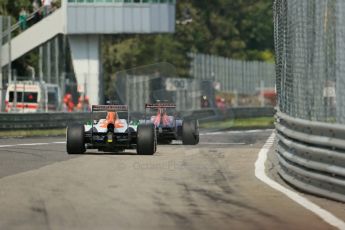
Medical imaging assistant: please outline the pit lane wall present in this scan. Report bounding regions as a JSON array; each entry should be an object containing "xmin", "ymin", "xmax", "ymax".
[{"xmin": 0, "ymin": 107, "xmax": 274, "ymax": 130}]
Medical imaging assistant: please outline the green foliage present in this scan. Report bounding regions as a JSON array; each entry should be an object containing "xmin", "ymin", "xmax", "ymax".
[
  {"xmin": 103, "ymin": 0, "xmax": 274, "ymax": 78},
  {"xmin": 2, "ymin": 0, "xmax": 274, "ymax": 89},
  {"xmin": 0, "ymin": 0, "xmax": 32, "ymax": 18}
]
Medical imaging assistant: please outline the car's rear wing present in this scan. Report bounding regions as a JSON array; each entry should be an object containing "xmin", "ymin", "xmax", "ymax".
[
  {"xmin": 144, "ymin": 103, "xmax": 177, "ymax": 124},
  {"xmin": 145, "ymin": 103, "xmax": 176, "ymax": 109},
  {"xmin": 92, "ymin": 105, "xmax": 129, "ymax": 112}
]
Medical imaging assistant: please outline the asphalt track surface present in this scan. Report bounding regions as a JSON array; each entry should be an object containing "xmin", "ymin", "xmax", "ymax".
[{"xmin": 0, "ymin": 130, "xmax": 344, "ymax": 230}]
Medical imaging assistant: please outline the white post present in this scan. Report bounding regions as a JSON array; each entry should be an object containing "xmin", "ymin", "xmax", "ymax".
[
  {"xmin": 234, "ymin": 89, "xmax": 238, "ymax": 107},
  {"xmin": 7, "ymin": 17, "xmax": 11, "ymax": 84},
  {"xmin": 55, "ymin": 37, "xmax": 59, "ymax": 84},
  {"xmin": 22, "ymin": 82, "xmax": 25, "ymax": 112},
  {"xmin": 47, "ymin": 42, "xmax": 51, "ymax": 83},
  {"xmin": 84, "ymin": 73, "xmax": 87, "ymax": 111},
  {"xmin": 13, "ymin": 71, "xmax": 17, "ymax": 112},
  {"xmin": 260, "ymin": 80, "xmax": 265, "ymax": 107},
  {"xmin": 39, "ymin": 46, "xmax": 43, "ymax": 83},
  {"xmin": 45, "ymin": 84, "xmax": 48, "ymax": 112},
  {"xmin": 60, "ymin": 72, "xmax": 66, "ymax": 110}
]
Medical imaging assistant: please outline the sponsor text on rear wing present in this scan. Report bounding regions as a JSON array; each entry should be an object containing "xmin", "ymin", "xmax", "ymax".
[
  {"xmin": 92, "ymin": 105, "xmax": 129, "ymax": 112},
  {"xmin": 145, "ymin": 103, "xmax": 176, "ymax": 109}
]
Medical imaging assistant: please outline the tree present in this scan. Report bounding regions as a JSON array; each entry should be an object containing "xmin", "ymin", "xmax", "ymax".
[{"xmin": 1, "ymin": 0, "xmax": 275, "ymax": 90}]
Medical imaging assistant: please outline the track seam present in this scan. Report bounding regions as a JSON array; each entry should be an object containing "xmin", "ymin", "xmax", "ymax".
[{"xmin": 0, "ymin": 142, "xmax": 66, "ymax": 148}]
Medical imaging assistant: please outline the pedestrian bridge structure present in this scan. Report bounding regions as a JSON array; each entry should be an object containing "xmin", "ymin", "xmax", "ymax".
[{"xmin": 1, "ymin": 0, "xmax": 176, "ymax": 105}]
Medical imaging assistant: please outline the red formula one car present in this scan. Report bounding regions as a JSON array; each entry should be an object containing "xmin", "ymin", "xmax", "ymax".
[{"xmin": 142, "ymin": 103, "xmax": 199, "ymax": 145}]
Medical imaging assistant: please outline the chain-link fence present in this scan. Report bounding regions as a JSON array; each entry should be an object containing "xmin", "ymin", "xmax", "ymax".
[
  {"xmin": 274, "ymin": 0, "xmax": 345, "ymax": 203},
  {"xmin": 190, "ymin": 53, "xmax": 276, "ymax": 107},
  {"xmin": 274, "ymin": 0, "xmax": 345, "ymax": 123},
  {"xmin": 109, "ymin": 63, "xmax": 215, "ymax": 114}
]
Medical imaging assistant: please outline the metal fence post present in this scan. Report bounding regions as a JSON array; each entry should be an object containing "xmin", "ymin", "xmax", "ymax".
[{"xmin": 0, "ymin": 16, "xmax": 3, "ymax": 112}]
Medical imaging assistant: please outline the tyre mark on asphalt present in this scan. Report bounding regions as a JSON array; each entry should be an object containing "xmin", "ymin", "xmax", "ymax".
[
  {"xmin": 30, "ymin": 196, "xmax": 51, "ymax": 230},
  {"xmin": 199, "ymin": 150, "xmax": 283, "ymax": 223},
  {"xmin": 157, "ymin": 145, "xmax": 285, "ymax": 229}
]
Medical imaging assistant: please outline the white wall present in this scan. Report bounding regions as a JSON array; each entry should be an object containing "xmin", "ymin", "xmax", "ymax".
[
  {"xmin": 68, "ymin": 35, "xmax": 102, "ymax": 105},
  {"xmin": 66, "ymin": 3, "xmax": 175, "ymax": 34}
]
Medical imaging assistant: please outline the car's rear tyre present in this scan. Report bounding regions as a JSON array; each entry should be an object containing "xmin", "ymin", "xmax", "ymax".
[
  {"xmin": 137, "ymin": 124, "xmax": 156, "ymax": 155},
  {"xmin": 66, "ymin": 124, "xmax": 86, "ymax": 154},
  {"xmin": 182, "ymin": 120, "xmax": 199, "ymax": 145}
]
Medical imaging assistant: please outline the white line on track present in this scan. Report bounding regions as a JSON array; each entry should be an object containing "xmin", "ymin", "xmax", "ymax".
[
  {"xmin": 201, "ymin": 129, "xmax": 273, "ymax": 136},
  {"xmin": 255, "ymin": 132, "xmax": 345, "ymax": 230},
  {"xmin": 199, "ymin": 142, "xmax": 246, "ymax": 145},
  {"xmin": 0, "ymin": 142, "xmax": 66, "ymax": 148}
]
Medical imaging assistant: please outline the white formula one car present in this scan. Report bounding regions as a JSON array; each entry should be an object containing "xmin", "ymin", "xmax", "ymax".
[{"xmin": 66, "ymin": 105, "xmax": 157, "ymax": 155}]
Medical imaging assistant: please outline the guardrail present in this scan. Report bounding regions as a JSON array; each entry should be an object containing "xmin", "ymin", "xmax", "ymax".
[
  {"xmin": 0, "ymin": 107, "xmax": 275, "ymax": 130},
  {"xmin": 276, "ymin": 111, "xmax": 345, "ymax": 202},
  {"xmin": 0, "ymin": 112, "xmax": 91, "ymax": 130}
]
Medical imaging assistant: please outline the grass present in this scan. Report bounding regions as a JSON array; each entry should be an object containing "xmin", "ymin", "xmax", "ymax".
[
  {"xmin": 200, "ymin": 117, "xmax": 275, "ymax": 130},
  {"xmin": 0, "ymin": 129, "xmax": 66, "ymax": 138}
]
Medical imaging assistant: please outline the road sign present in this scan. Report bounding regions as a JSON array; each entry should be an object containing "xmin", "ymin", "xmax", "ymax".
[{"xmin": 165, "ymin": 78, "xmax": 189, "ymax": 91}]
